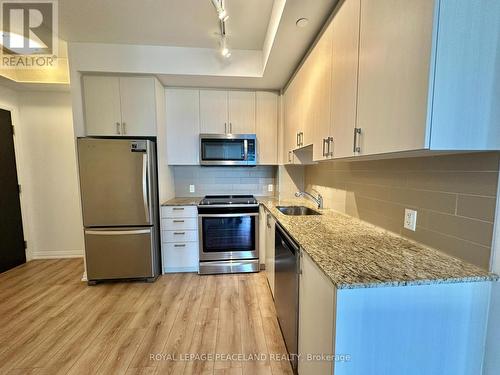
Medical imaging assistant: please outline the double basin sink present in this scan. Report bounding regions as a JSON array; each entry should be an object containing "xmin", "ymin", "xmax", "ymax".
[{"xmin": 276, "ymin": 206, "xmax": 321, "ymax": 216}]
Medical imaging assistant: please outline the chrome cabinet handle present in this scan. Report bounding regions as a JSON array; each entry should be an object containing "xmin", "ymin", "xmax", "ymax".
[
  {"xmin": 173, "ymin": 232, "xmax": 185, "ymax": 235},
  {"xmin": 288, "ymin": 151, "xmax": 292, "ymax": 163},
  {"xmin": 224, "ymin": 123, "xmax": 227, "ymax": 133},
  {"xmin": 172, "ymin": 207, "xmax": 184, "ymax": 211},
  {"xmin": 328, "ymin": 137, "xmax": 334, "ymax": 157},
  {"xmin": 122, "ymin": 122, "xmax": 126, "ymax": 135},
  {"xmin": 300, "ymin": 132, "xmax": 304, "ymax": 146},
  {"xmin": 296, "ymin": 133, "xmax": 299, "ymax": 147},
  {"xmin": 85, "ymin": 229, "xmax": 150, "ymax": 235},
  {"xmin": 174, "ymin": 244, "xmax": 186, "ymax": 247},
  {"xmin": 142, "ymin": 154, "xmax": 150, "ymax": 222},
  {"xmin": 173, "ymin": 219, "xmax": 185, "ymax": 223},
  {"xmin": 229, "ymin": 122, "xmax": 232, "ymax": 133},
  {"xmin": 322, "ymin": 138, "xmax": 327, "ymax": 157},
  {"xmin": 116, "ymin": 122, "xmax": 121, "ymax": 135},
  {"xmin": 353, "ymin": 128, "xmax": 361, "ymax": 153}
]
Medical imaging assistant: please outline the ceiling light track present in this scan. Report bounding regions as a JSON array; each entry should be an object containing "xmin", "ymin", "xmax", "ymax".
[{"xmin": 211, "ymin": 0, "xmax": 231, "ymax": 58}]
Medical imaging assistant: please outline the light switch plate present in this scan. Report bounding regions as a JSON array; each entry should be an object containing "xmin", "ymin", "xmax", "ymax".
[
  {"xmin": 189, "ymin": 184, "xmax": 195, "ymax": 193},
  {"xmin": 268, "ymin": 184, "xmax": 273, "ymax": 192},
  {"xmin": 404, "ymin": 209, "xmax": 417, "ymax": 231}
]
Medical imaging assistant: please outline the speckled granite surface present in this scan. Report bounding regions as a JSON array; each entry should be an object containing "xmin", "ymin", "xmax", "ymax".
[
  {"xmin": 162, "ymin": 197, "xmax": 202, "ymax": 206},
  {"xmin": 259, "ymin": 197, "xmax": 498, "ymax": 289}
]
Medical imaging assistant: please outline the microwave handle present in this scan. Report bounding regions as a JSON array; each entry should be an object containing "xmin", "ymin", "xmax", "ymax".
[{"xmin": 244, "ymin": 139, "xmax": 248, "ymax": 161}]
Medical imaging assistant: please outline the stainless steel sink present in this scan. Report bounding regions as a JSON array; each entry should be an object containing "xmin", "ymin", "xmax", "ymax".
[{"xmin": 276, "ymin": 206, "xmax": 321, "ymax": 216}]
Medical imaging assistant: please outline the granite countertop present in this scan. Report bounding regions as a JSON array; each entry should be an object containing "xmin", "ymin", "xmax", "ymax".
[
  {"xmin": 259, "ymin": 197, "xmax": 498, "ymax": 289},
  {"xmin": 162, "ymin": 197, "xmax": 202, "ymax": 206}
]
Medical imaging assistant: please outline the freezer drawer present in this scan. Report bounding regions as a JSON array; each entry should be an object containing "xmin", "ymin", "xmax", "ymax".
[{"xmin": 85, "ymin": 227, "xmax": 156, "ymax": 281}]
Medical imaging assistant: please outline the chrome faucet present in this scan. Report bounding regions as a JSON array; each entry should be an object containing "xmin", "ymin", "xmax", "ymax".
[{"xmin": 295, "ymin": 189, "xmax": 323, "ymax": 209}]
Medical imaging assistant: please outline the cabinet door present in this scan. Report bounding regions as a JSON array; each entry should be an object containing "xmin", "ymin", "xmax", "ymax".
[
  {"xmin": 297, "ymin": 57, "xmax": 313, "ymax": 147},
  {"xmin": 282, "ymin": 89, "xmax": 293, "ymax": 163},
  {"xmin": 256, "ymin": 92, "xmax": 278, "ymax": 164},
  {"xmin": 166, "ymin": 89, "xmax": 200, "ymax": 165},
  {"xmin": 83, "ymin": 76, "xmax": 122, "ymax": 136},
  {"xmin": 298, "ymin": 251, "xmax": 336, "ymax": 375},
  {"xmin": 228, "ymin": 91, "xmax": 256, "ymax": 134},
  {"xmin": 356, "ymin": 0, "xmax": 434, "ymax": 155},
  {"xmin": 265, "ymin": 212, "xmax": 275, "ymax": 296},
  {"xmin": 310, "ymin": 20, "xmax": 334, "ymax": 161},
  {"xmin": 283, "ymin": 80, "xmax": 299, "ymax": 163},
  {"xmin": 119, "ymin": 77, "xmax": 157, "ymax": 136},
  {"xmin": 200, "ymin": 90, "xmax": 228, "ymax": 133},
  {"xmin": 259, "ymin": 205, "xmax": 267, "ymax": 267},
  {"xmin": 331, "ymin": 0, "xmax": 361, "ymax": 159}
]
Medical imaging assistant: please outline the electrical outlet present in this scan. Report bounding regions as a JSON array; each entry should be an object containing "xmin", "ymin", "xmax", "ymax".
[
  {"xmin": 189, "ymin": 184, "xmax": 195, "ymax": 193},
  {"xmin": 268, "ymin": 184, "xmax": 273, "ymax": 192},
  {"xmin": 404, "ymin": 209, "xmax": 417, "ymax": 231}
]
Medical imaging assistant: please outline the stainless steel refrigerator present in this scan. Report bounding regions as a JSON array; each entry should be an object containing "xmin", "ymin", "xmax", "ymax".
[{"xmin": 77, "ymin": 138, "xmax": 160, "ymax": 284}]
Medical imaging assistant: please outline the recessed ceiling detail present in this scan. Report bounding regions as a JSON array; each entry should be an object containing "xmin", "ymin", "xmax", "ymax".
[{"xmin": 64, "ymin": 0, "xmax": 338, "ymax": 90}]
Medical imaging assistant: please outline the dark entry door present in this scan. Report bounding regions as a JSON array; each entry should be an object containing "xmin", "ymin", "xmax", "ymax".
[{"xmin": 0, "ymin": 109, "xmax": 25, "ymax": 273}]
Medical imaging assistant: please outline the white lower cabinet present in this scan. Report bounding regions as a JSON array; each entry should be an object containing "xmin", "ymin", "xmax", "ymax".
[
  {"xmin": 298, "ymin": 250, "xmax": 336, "ymax": 375},
  {"xmin": 265, "ymin": 211, "xmax": 276, "ymax": 296},
  {"xmin": 160, "ymin": 205, "xmax": 199, "ymax": 273}
]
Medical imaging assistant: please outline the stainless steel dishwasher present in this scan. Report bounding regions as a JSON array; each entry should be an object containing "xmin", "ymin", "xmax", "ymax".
[{"xmin": 274, "ymin": 223, "xmax": 300, "ymax": 371}]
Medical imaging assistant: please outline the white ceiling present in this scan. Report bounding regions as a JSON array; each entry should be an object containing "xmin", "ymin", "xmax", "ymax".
[
  {"xmin": 58, "ymin": 0, "xmax": 274, "ymax": 50},
  {"xmin": 59, "ymin": 0, "xmax": 338, "ymax": 90}
]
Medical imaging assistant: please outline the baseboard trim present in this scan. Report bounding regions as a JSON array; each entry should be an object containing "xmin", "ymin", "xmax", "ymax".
[
  {"xmin": 31, "ymin": 250, "xmax": 84, "ymax": 259},
  {"xmin": 163, "ymin": 266, "xmax": 198, "ymax": 274}
]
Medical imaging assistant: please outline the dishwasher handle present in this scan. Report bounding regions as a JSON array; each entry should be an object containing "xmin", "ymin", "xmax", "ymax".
[{"xmin": 276, "ymin": 223, "xmax": 299, "ymax": 254}]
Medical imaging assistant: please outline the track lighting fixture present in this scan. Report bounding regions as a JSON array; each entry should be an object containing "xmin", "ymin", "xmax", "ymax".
[
  {"xmin": 211, "ymin": 0, "xmax": 229, "ymax": 22},
  {"xmin": 211, "ymin": 0, "xmax": 231, "ymax": 58}
]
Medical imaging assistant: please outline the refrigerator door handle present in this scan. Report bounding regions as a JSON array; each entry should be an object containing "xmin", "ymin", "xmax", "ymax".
[
  {"xmin": 142, "ymin": 153, "xmax": 150, "ymax": 222},
  {"xmin": 85, "ymin": 229, "xmax": 151, "ymax": 235}
]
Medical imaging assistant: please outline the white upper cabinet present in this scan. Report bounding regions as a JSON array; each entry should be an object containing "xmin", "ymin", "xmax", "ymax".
[
  {"xmin": 166, "ymin": 88, "xmax": 200, "ymax": 165},
  {"xmin": 428, "ymin": 0, "xmax": 500, "ymax": 150},
  {"xmin": 256, "ymin": 91, "xmax": 278, "ymax": 165},
  {"xmin": 311, "ymin": 20, "xmax": 334, "ymax": 162},
  {"xmin": 119, "ymin": 77, "xmax": 157, "ymax": 136},
  {"xmin": 356, "ymin": 0, "xmax": 435, "ymax": 156},
  {"xmin": 165, "ymin": 88, "xmax": 277, "ymax": 165},
  {"xmin": 199, "ymin": 89, "xmax": 228, "ymax": 134},
  {"xmin": 83, "ymin": 75, "xmax": 157, "ymax": 137},
  {"xmin": 283, "ymin": 0, "xmax": 500, "ymax": 161},
  {"xmin": 356, "ymin": 0, "xmax": 500, "ymax": 155},
  {"xmin": 330, "ymin": 0, "xmax": 361, "ymax": 159},
  {"xmin": 228, "ymin": 91, "xmax": 256, "ymax": 134},
  {"xmin": 200, "ymin": 90, "xmax": 256, "ymax": 135},
  {"xmin": 83, "ymin": 76, "xmax": 122, "ymax": 136}
]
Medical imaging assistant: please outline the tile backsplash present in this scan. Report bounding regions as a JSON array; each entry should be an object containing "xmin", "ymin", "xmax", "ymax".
[
  {"xmin": 173, "ymin": 166, "xmax": 277, "ymax": 197},
  {"xmin": 305, "ymin": 152, "xmax": 500, "ymax": 270}
]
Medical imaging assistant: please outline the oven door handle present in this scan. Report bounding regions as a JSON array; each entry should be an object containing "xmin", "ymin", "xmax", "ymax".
[{"xmin": 198, "ymin": 213, "xmax": 259, "ymax": 218}]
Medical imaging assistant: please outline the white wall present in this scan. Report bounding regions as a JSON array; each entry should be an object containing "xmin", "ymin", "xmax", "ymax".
[
  {"xmin": 18, "ymin": 91, "xmax": 84, "ymax": 258},
  {"xmin": 0, "ymin": 83, "xmax": 84, "ymax": 260}
]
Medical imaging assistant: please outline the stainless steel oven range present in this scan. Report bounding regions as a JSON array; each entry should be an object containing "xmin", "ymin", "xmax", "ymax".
[{"xmin": 198, "ymin": 195, "xmax": 259, "ymax": 274}]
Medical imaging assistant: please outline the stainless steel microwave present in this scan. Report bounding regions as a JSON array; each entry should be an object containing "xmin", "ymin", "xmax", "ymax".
[{"xmin": 200, "ymin": 134, "xmax": 257, "ymax": 166}]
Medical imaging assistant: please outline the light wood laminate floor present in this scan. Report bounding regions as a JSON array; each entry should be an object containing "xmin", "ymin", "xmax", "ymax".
[{"xmin": 0, "ymin": 259, "xmax": 293, "ymax": 375}]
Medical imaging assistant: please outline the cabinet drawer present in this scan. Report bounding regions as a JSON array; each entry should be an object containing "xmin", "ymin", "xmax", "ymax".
[
  {"xmin": 162, "ymin": 230, "xmax": 199, "ymax": 243},
  {"xmin": 161, "ymin": 205, "xmax": 198, "ymax": 218},
  {"xmin": 162, "ymin": 242, "xmax": 199, "ymax": 270},
  {"xmin": 161, "ymin": 218, "xmax": 198, "ymax": 230}
]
